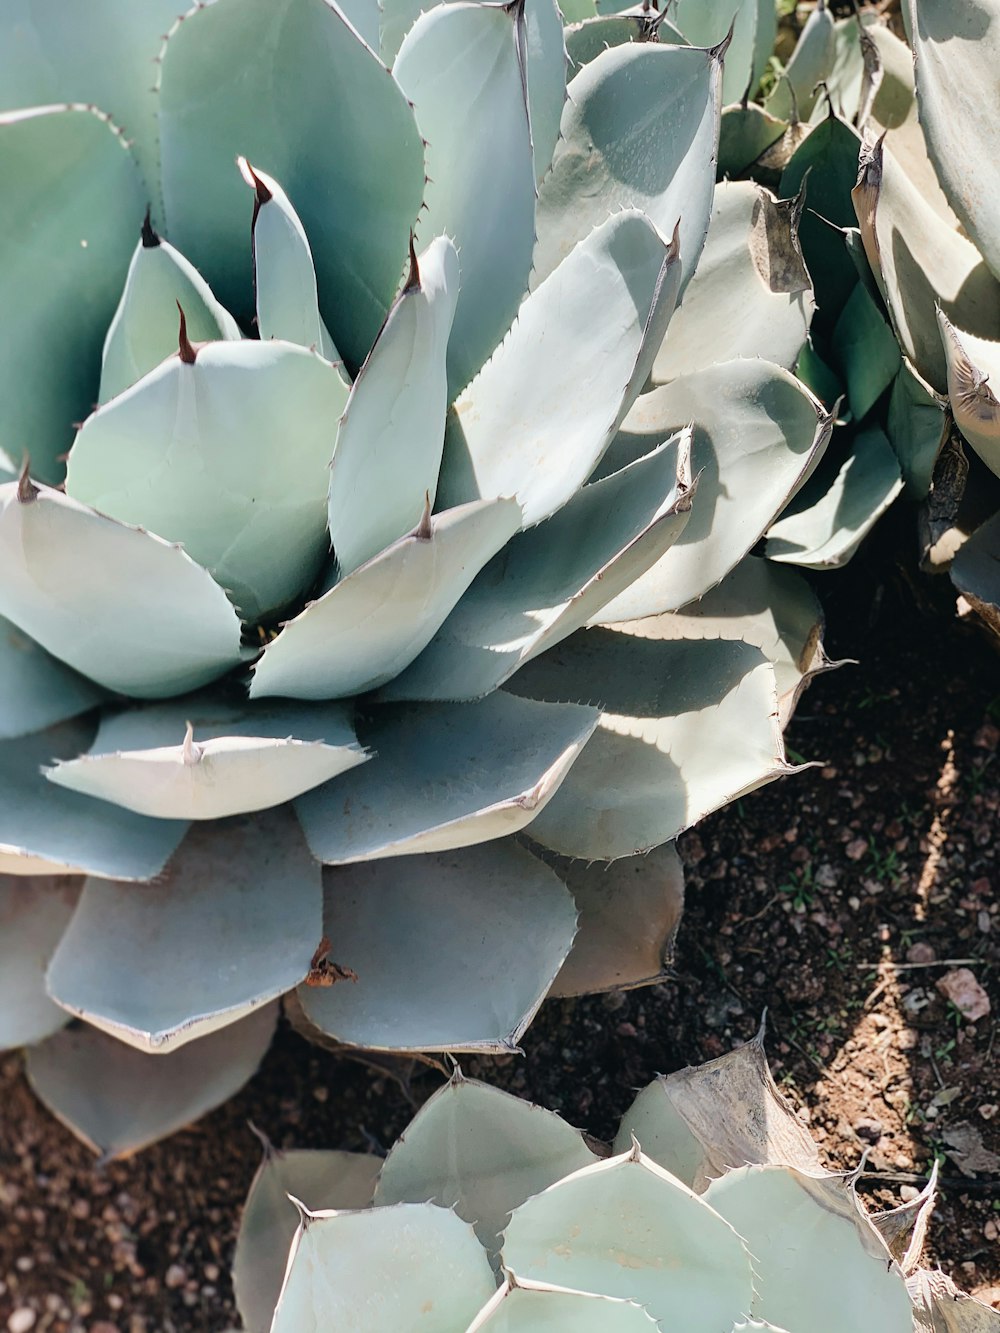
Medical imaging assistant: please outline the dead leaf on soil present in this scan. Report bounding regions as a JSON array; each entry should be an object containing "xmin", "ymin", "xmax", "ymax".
[{"xmin": 940, "ymin": 1123, "xmax": 1000, "ymax": 1179}]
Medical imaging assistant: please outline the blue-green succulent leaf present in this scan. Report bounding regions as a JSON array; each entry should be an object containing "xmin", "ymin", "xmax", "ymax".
[
  {"xmin": 328, "ymin": 236, "xmax": 460, "ymax": 576},
  {"xmin": 523, "ymin": 0, "xmax": 567, "ymax": 185},
  {"xmin": 765, "ymin": 0, "xmax": 836, "ymax": 122},
  {"xmin": 250, "ymin": 497, "xmax": 521, "ymax": 701},
  {"xmin": 469, "ymin": 1282, "xmax": 659, "ymax": 1332},
  {"xmin": 295, "ymin": 693, "xmax": 598, "ymax": 862},
  {"xmin": 670, "ymin": 0, "xmax": 762, "ymax": 104},
  {"xmin": 67, "ymin": 340, "xmax": 349, "ymax": 624},
  {"xmin": 0, "ymin": 105, "xmax": 144, "ymax": 482},
  {"xmin": 46, "ymin": 809, "xmax": 321, "ymax": 1053},
  {"xmin": 0, "ymin": 481, "xmax": 245, "ymax": 698},
  {"xmin": 717, "ymin": 103, "xmax": 787, "ymax": 179},
  {"xmin": 99, "ymin": 225, "xmax": 241, "ymax": 405},
  {"xmin": 887, "ymin": 360, "xmax": 945, "ymax": 500},
  {"xmin": 297, "ymin": 841, "xmax": 577, "ymax": 1051},
  {"xmin": 0, "ymin": 618, "xmax": 105, "ymax": 740},
  {"xmin": 26, "ymin": 1003, "xmax": 278, "ymax": 1159},
  {"xmin": 952, "ymin": 513, "xmax": 1000, "ymax": 631},
  {"xmin": 334, "ymin": 0, "xmax": 380, "ymax": 48},
  {"xmin": 831, "ymin": 281, "xmax": 900, "ymax": 421},
  {"xmin": 46, "ymin": 700, "xmax": 367, "ymax": 821},
  {"xmin": 158, "ymin": 0, "xmax": 425, "ymax": 370},
  {"xmin": 394, "ymin": 0, "xmax": 536, "ymax": 396},
  {"xmin": 0, "ymin": 877, "xmax": 79, "ymax": 1049}
]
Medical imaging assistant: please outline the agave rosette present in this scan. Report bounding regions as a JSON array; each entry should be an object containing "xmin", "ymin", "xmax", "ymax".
[{"xmin": 1, "ymin": 0, "xmax": 832, "ymax": 1151}]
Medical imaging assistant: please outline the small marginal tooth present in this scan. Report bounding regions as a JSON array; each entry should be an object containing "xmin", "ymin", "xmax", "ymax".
[{"xmin": 16, "ymin": 456, "xmax": 38, "ymax": 505}]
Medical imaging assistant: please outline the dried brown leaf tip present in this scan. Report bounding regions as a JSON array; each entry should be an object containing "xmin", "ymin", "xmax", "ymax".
[
  {"xmin": 16, "ymin": 456, "xmax": 38, "ymax": 504},
  {"xmin": 404, "ymin": 232, "xmax": 421, "ymax": 293},
  {"xmin": 305, "ymin": 935, "xmax": 359, "ymax": 988},
  {"xmin": 176, "ymin": 301, "xmax": 198, "ymax": 365}
]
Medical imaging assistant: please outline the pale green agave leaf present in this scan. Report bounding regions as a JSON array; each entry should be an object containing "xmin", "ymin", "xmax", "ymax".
[
  {"xmin": 831, "ymin": 281, "xmax": 900, "ymax": 421},
  {"xmin": 270, "ymin": 1203, "xmax": 496, "ymax": 1333},
  {"xmin": 239, "ymin": 159, "xmax": 339, "ymax": 361},
  {"xmin": 717, "ymin": 103, "xmax": 788, "ymax": 180},
  {"xmin": 438, "ymin": 211, "xmax": 677, "ymax": 527},
  {"xmin": 392, "ymin": 428, "xmax": 693, "ymax": 701},
  {"xmin": 0, "ymin": 877, "xmax": 80, "ymax": 1049},
  {"xmin": 705, "ymin": 1167, "xmax": 914, "ymax": 1332},
  {"xmin": 26, "ymin": 1003, "xmax": 277, "ymax": 1159},
  {"xmin": 670, "ymin": 0, "xmax": 763, "ymax": 106},
  {"xmin": 501, "ymin": 1150, "xmax": 754, "ymax": 1326},
  {"xmin": 158, "ymin": 0, "xmax": 425, "ymax": 370},
  {"xmin": 0, "ymin": 617, "xmax": 105, "ymax": 740},
  {"xmin": 936, "ymin": 311, "xmax": 1000, "ymax": 479},
  {"xmin": 376, "ymin": 1074, "xmax": 597, "ymax": 1261},
  {"xmin": 653, "ymin": 181, "xmax": 814, "ymax": 384},
  {"xmin": 468, "ymin": 1279, "xmax": 659, "ymax": 1331},
  {"xmin": 951, "ymin": 513, "xmax": 1000, "ymax": 637},
  {"xmin": 46, "ymin": 809, "xmax": 321, "ymax": 1053},
  {"xmin": 46, "ymin": 699, "xmax": 367, "ymax": 821},
  {"xmin": 67, "ymin": 339, "xmax": 349, "ymax": 624},
  {"xmin": 0, "ymin": 718, "xmax": 186, "ymax": 881},
  {"xmin": 532, "ymin": 43, "xmax": 719, "ymax": 292},
  {"xmin": 333, "ymin": 0, "xmax": 380, "ymax": 49},
  {"xmin": 394, "ymin": 0, "xmax": 535, "ymax": 396},
  {"xmin": 0, "ymin": 480, "xmax": 244, "ymax": 698},
  {"xmin": 328, "ymin": 235, "xmax": 460, "ymax": 576},
  {"xmin": 295, "ymin": 693, "xmax": 598, "ymax": 863},
  {"xmin": 564, "ymin": 13, "xmax": 686, "ymax": 79},
  {"xmin": 0, "ymin": 104, "xmax": 144, "ymax": 482},
  {"xmin": 765, "ymin": 0, "xmax": 836, "ymax": 122},
  {"xmin": 297, "ymin": 841, "xmax": 577, "ymax": 1052},
  {"xmin": 235, "ymin": 1141, "xmax": 380, "ymax": 1333},
  {"xmin": 509, "ymin": 632, "xmax": 795, "ymax": 860},
  {"xmin": 887, "ymin": 360, "xmax": 945, "ymax": 500},
  {"xmin": 99, "ymin": 222, "xmax": 242, "ymax": 404},
  {"xmin": 592, "ymin": 360, "xmax": 829, "ymax": 621},
  {"xmin": 250, "ymin": 497, "xmax": 522, "ymax": 701}
]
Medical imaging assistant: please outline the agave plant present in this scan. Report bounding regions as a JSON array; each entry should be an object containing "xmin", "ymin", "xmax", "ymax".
[
  {"xmin": 234, "ymin": 1034, "xmax": 998, "ymax": 1332},
  {"xmin": 0, "ymin": 0, "xmax": 836, "ymax": 1154}
]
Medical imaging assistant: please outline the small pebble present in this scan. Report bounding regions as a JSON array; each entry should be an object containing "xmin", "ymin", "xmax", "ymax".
[
  {"xmin": 164, "ymin": 1263, "xmax": 187, "ymax": 1289},
  {"xmin": 7, "ymin": 1311, "xmax": 36, "ymax": 1333}
]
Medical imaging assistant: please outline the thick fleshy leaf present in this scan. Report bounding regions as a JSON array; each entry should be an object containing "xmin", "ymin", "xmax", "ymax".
[
  {"xmin": 46, "ymin": 700, "xmax": 367, "ymax": 821},
  {"xmin": 99, "ymin": 225, "xmax": 242, "ymax": 404},
  {"xmin": 328, "ymin": 236, "xmax": 460, "ymax": 576},
  {"xmin": 653, "ymin": 181, "xmax": 813, "ymax": 383},
  {"xmin": 765, "ymin": 0, "xmax": 836, "ymax": 122},
  {"xmin": 532, "ymin": 43, "xmax": 719, "ymax": 291},
  {"xmin": 546, "ymin": 843, "xmax": 685, "ymax": 998},
  {"xmin": 394, "ymin": 1, "xmax": 535, "ymax": 395},
  {"xmin": 831, "ymin": 281, "xmax": 900, "ymax": 420},
  {"xmin": 295, "ymin": 693, "xmax": 597, "ymax": 863},
  {"xmin": 0, "ymin": 877, "xmax": 79, "ymax": 1049},
  {"xmin": 67, "ymin": 340, "xmax": 349, "ymax": 623},
  {"xmin": 501, "ymin": 1150, "xmax": 754, "ymax": 1326},
  {"xmin": 375, "ymin": 1074, "xmax": 597, "ymax": 1260},
  {"xmin": 508, "ymin": 631, "xmax": 795, "ymax": 860},
  {"xmin": 951, "ymin": 512, "xmax": 1000, "ymax": 640},
  {"xmin": 0, "ymin": 105, "xmax": 144, "ymax": 482},
  {"xmin": 717, "ymin": 103, "xmax": 787, "ymax": 180},
  {"xmin": 705, "ymin": 1167, "xmax": 913, "ymax": 1333},
  {"xmin": 250, "ymin": 497, "xmax": 521, "ymax": 701},
  {"xmin": 0, "ymin": 480, "xmax": 244, "ymax": 698},
  {"xmin": 936, "ymin": 312, "xmax": 1000, "ymax": 479},
  {"xmin": 469, "ymin": 1278, "xmax": 659, "ymax": 1331},
  {"xmin": 592, "ymin": 360, "xmax": 829, "ymax": 621},
  {"xmin": 271, "ymin": 1203, "xmax": 496, "ymax": 1332},
  {"xmin": 887, "ymin": 360, "xmax": 945, "ymax": 499},
  {"xmin": 0, "ymin": 719, "xmax": 186, "ymax": 881},
  {"xmin": 158, "ymin": 0, "xmax": 425, "ymax": 370},
  {"xmin": 564, "ymin": 13, "xmax": 686, "ymax": 79},
  {"xmin": 0, "ymin": 617, "xmax": 104, "ymax": 740},
  {"xmin": 46, "ymin": 809, "xmax": 322, "ymax": 1052},
  {"xmin": 523, "ymin": 0, "xmax": 567, "ymax": 184},
  {"xmin": 297, "ymin": 841, "xmax": 577, "ymax": 1052},
  {"xmin": 439, "ymin": 211, "xmax": 677, "ymax": 527},
  {"xmin": 25, "ymin": 1003, "xmax": 277, "ymax": 1159},
  {"xmin": 906, "ymin": 0, "xmax": 1000, "ymax": 283},
  {"xmin": 670, "ymin": 0, "xmax": 762, "ymax": 105},
  {"xmin": 394, "ymin": 429, "xmax": 692, "ymax": 700},
  {"xmin": 235, "ymin": 1142, "xmax": 380, "ymax": 1333},
  {"xmin": 240, "ymin": 160, "xmax": 338, "ymax": 360}
]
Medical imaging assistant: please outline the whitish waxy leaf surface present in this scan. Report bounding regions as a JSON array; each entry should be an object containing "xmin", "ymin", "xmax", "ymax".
[
  {"xmin": 99, "ymin": 227, "xmax": 242, "ymax": 404},
  {"xmin": 271, "ymin": 1203, "xmax": 496, "ymax": 1332},
  {"xmin": 937, "ymin": 312, "xmax": 1000, "ymax": 479},
  {"xmin": 46, "ymin": 809, "xmax": 321, "ymax": 1052},
  {"xmin": 522, "ymin": 0, "xmax": 567, "ymax": 184},
  {"xmin": 705, "ymin": 1167, "xmax": 914, "ymax": 1332},
  {"xmin": 0, "ymin": 878, "xmax": 79, "ymax": 1049},
  {"xmin": 297, "ymin": 841, "xmax": 577, "ymax": 1051},
  {"xmin": 392, "ymin": 429, "xmax": 693, "ymax": 700},
  {"xmin": 765, "ymin": 0, "xmax": 836, "ymax": 121},
  {"xmin": 0, "ymin": 105, "xmax": 144, "ymax": 481},
  {"xmin": 0, "ymin": 481, "xmax": 243, "ymax": 698},
  {"xmin": 532, "ymin": 44, "xmax": 719, "ymax": 291},
  {"xmin": 439, "ymin": 211, "xmax": 676, "ymax": 527},
  {"xmin": 501, "ymin": 1152, "xmax": 754, "ymax": 1327},
  {"xmin": 653, "ymin": 182, "xmax": 814, "ymax": 384},
  {"xmin": 158, "ymin": 0, "xmax": 425, "ymax": 369},
  {"xmin": 592, "ymin": 360, "xmax": 829, "ymax": 620},
  {"xmin": 26, "ymin": 1004, "xmax": 277, "ymax": 1159},
  {"xmin": 235, "ymin": 1144, "xmax": 380, "ymax": 1333},
  {"xmin": 46, "ymin": 700, "xmax": 367, "ymax": 821},
  {"xmin": 509, "ymin": 632, "xmax": 793, "ymax": 860},
  {"xmin": 375, "ymin": 1076, "xmax": 597, "ymax": 1260},
  {"xmin": 0, "ymin": 617, "xmax": 104, "ymax": 740},
  {"xmin": 328, "ymin": 236, "xmax": 460, "ymax": 575},
  {"xmin": 394, "ymin": 0, "xmax": 535, "ymax": 395},
  {"xmin": 671, "ymin": 0, "xmax": 769, "ymax": 104},
  {"xmin": 0, "ymin": 719, "xmax": 186, "ymax": 881},
  {"xmin": 67, "ymin": 340, "xmax": 349, "ymax": 623},
  {"xmin": 295, "ymin": 693, "xmax": 597, "ymax": 862},
  {"xmin": 251, "ymin": 498, "xmax": 521, "ymax": 700},
  {"xmin": 468, "ymin": 1280, "xmax": 659, "ymax": 1331}
]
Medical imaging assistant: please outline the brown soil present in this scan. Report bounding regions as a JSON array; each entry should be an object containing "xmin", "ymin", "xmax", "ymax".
[{"xmin": 1, "ymin": 511, "xmax": 998, "ymax": 1331}]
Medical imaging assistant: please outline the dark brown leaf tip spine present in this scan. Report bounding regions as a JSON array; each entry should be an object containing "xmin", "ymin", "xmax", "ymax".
[
  {"xmin": 415, "ymin": 491, "xmax": 433, "ymax": 540},
  {"xmin": 141, "ymin": 207, "xmax": 160, "ymax": 249},
  {"xmin": 16, "ymin": 456, "xmax": 38, "ymax": 504},
  {"xmin": 404, "ymin": 232, "xmax": 421, "ymax": 293},
  {"xmin": 176, "ymin": 301, "xmax": 197, "ymax": 364}
]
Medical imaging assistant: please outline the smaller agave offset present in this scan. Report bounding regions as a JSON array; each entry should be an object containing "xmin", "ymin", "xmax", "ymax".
[{"xmin": 234, "ymin": 1033, "xmax": 998, "ymax": 1332}]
